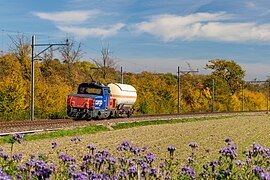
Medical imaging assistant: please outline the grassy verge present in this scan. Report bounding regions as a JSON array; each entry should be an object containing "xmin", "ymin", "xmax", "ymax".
[
  {"xmin": 0, "ymin": 125, "xmax": 109, "ymax": 144},
  {"xmin": 112, "ymin": 115, "xmax": 234, "ymax": 129}
]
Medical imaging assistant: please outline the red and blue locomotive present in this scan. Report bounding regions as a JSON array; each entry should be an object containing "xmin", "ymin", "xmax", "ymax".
[{"xmin": 67, "ymin": 82, "xmax": 137, "ymax": 119}]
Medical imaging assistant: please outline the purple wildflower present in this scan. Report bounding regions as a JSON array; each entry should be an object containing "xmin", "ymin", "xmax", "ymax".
[
  {"xmin": 160, "ymin": 162, "xmax": 165, "ymax": 168},
  {"xmin": 118, "ymin": 155, "xmax": 125, "ymax": 163},
  {"xmin": 189, "ymin": 143, "xmax": 199, "ymax": 149},
  {"xmin": 119, "ymin": 170, "xmax": 126, "ymax": 178},
  {"xmin": 18, "ymin": 166, "xmax": 27, "ymax": 172},
  {"xmin": 235, "ymin": 160, "xmax": 245, "ymax": 166},
  {"xmin": 142, "ymin": 146, "xmax": 147, "ymax": 152},
  {"xmin": 225, "ymin": 138, "xmax": 232, "ymax": 143},
  {"xmin": 129, "ymin": 145, "xmax": 141, "ymax": 155},
  {"xmin": 70, "ymin": 136, "xmax": 81, "ymax": 142},
  {"xmin": 128, "ymin": 166, "xmax": 137, "ymax": 177},
  {"xmin": 16, "ymin": 174, "xmax": 22, "ymax": 180},
  {"xmin": 210, "ymin": 160, "xmax": 219, "ymax": 171},
  {"xmin": 253, "ymin": 166, "xmax": 265, "ymax": 176},
  {"xmin": 219, "ymin": 146, "xmax": 238, "ymax": 160},
  {"xmin": 116, "ymin": 146, "xmax": 123, "ymax": 151},
  {"xmin": 140, "ymin": 164, "xmax": 149, "ymax": 177},
  {"xmin": 246, "ymin": 157, "xmax": 251, "ymax": 163},
  {"xmin": 87, "ymin": 144, "xmax": 97, "ymax": 154},
  {"xmin": 98, "ymin": 149, "xmax": 110, "ymax": 157},
  {"xmin": 181, "ymin": 165, "xmax": 197, "ymax": 179},
  {"xmin": 145, "ymin": 152, "xmax": 156, "ymax": 163},
  {"xmin": 31, "ymin": 154, "xmax": 36, "ymax": 159},
  {"xmin": 107, "ymin": 156, "xmax": 116, "ymax": 165},
  {"xmin": 200, "ymin": 173, "xmax": 208, "ymax": 178},
  {"xmin": 12, "ymin": 153, "xmax": 22, "ymax": 161},
  {"xmin": 87, "ymin": 144, "xmax": 96, "ymax": 150},
  {"xmin": 150, "ymin": 167, "xmax": 158, "ymax": 176},
  {"xmin": 0, "ymin": 168, "xmax": 11, "ymax": 180},
  {"xmin": 32, "ymin": 160, "xmax": 53, "ymax": 179},
  {"xmin": 212, "ymin": 172, "xmax": 219, "ymax": 177},
  {"xmin": 12, "ymin": 133, "xmax": 24, "ymax": 144},
  {"xmin": 121, "ymin": 141, "xmax": 130, "ymax": 150},
  {"xmin": 221, "ymin": 170, "xmax": 231, "ymax": 177},
  {"xmin": 167, "ymin": 146, "xmax": 176, "ymax": 157},
  {"xmin": 70, "ymin": 171, "xmax": 88, "ymax": 179},
  {"xmin": 59, "ymin": 154, "xmax": 76, "ymax": 163},
  {"xmin": 188, "ymin": 157, "xmax": 195, "ymax": 163},
  {"xmin": 51, "ymin": 142, "xmax": 57, "ymax": 149},
  {"xmin": 167, "ymin": 146, "xmax": 176, "ymax": 151},
  {"xmin": 260, "ymin": 172, "xmax": 270, "ymax": 180},
  {"xmin": 0, "ymin": 153, "xmax": 10, "ymax": 160},
  {"xmin": 202, "ymin": 164, "xmax": 208, "ymax": 170}
]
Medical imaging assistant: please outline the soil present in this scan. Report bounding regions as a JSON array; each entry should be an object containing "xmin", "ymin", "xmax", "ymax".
[{"xmin": 1, "ymin": 115, "xmax": 270, "ymax": 165}]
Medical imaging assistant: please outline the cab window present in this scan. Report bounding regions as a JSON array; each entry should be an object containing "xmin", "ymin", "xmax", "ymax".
[{"xmin": 85, "ymin": 88, "xmax": 101, "ymax": 95}]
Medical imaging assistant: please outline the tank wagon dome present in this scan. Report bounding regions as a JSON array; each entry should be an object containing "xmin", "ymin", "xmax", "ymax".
[{"xmin": 108, "ymin": 83, "xmax": 137, "ymax": 106}]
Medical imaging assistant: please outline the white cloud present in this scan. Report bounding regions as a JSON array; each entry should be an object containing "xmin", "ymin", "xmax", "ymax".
[
  {"xmin": 57, "ymin": 23, "xmax": 125, "ymax": 38},
  {"xmin": 33, "ymin": 10, "xmax": 99, "ymax": 24},
  {"xmin": 132, "ymin": 12, "xmax": 270, "ymax": 42}
]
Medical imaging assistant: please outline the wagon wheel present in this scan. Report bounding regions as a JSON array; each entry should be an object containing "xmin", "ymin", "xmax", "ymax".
[
  {"xmin": 115, "ymin": 111, "xmax": 119, "ymax": 118},
  {"xmin": 127, "ymin": 111, "xmax": 132, "ymax": 118}
]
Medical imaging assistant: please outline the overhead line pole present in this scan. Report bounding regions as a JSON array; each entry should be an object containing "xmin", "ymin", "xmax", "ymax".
[
  {"xmin": 177, "ymin": 67, "xmax": 180, "ymax": 114},
  {"xmin": 30, "ymin": 35, "xmax": 68, "ymax": 121},
  {"xmin": 212, "ymin": 79, "xmax": 215, "ymax": 112},
  {"xmin": 30, "ymin": 36, "xmax": 35, "ymax": 121}
]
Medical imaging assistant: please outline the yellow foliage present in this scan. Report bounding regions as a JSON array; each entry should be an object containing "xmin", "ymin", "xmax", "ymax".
[
  {"xmin": 35, "ymin": 80, "xmax": 72, "ymax": 113},
  {"xmin": 244, "ymin": 90, "xmax": 266, "ymax": 110},
  {"xmin": 0, "ymin": 54, "xmax": 28, "ymax": 114}
]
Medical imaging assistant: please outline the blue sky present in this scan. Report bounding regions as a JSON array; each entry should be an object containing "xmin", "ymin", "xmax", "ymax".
[{"xmin": 1, "ymin": 0, "xmax": 270, "ymax": 80}]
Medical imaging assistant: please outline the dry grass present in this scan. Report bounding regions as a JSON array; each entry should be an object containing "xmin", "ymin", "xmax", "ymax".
[{"xmin": 1, "ymin": 114, "xmax": 270, "ymax": 165}]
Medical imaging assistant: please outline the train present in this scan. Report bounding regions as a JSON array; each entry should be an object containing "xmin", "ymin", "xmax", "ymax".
[{"xmin": 67, "ymin": 81, "xmax": 137, "ymax": 119}]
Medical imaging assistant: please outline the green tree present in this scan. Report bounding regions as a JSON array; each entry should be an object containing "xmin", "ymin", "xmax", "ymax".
[{"xmin": 206, "ymin": 59, "xmax": 245, "ymax": 95}]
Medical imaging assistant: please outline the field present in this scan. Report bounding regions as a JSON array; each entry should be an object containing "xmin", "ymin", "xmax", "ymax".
[{"xmin": 2, "ymin": 114, "xmax": 270, "ymax": 165}]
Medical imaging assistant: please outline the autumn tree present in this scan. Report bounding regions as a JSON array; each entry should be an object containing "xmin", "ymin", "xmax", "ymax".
[
  {"xmin": 59, "ymin": 38, "xmax": 83, "ymax": 88},
  {"xmin": 0, "ymin": 53, "xmax": 28, "ymax": 119},
  {"xmin": 9, "ymin": 34, "xmax": 31, "ymax": 80},
  {"xmin": 206, "ymin": 59, "xmax": 245, "ymax": 95},
  {"xmin": 205, "ymin": 59, "xmax": 245, "ymax": 111},
  {"xmin": 91, "ymin": 44, "xmax": 118, "ymax": 83},
  {"xmin": 181, "ymin": 74, "xmax": 212, "ymax": 112}
]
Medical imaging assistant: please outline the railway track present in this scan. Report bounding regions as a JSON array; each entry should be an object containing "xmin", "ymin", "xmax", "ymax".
[{"xmin": 0, "ymin": 111, "xmax": 267, "ymax": 136}]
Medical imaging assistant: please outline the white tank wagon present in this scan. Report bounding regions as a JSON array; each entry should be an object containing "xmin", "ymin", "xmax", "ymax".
[{"xmin": 108, "ymin": 83, "xmax": 137, "ymax": 117}]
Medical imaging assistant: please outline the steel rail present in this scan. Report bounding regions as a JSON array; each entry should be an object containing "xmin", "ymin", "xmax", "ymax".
[{"xmin": 0, "ymin": 111, "xmax": 267, "ymax": 136}]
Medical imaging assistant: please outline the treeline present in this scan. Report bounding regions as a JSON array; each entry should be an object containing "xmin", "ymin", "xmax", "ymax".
[{"xmin": 0, "ymin": 37, "xmax": 269, "ymax": 120}]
